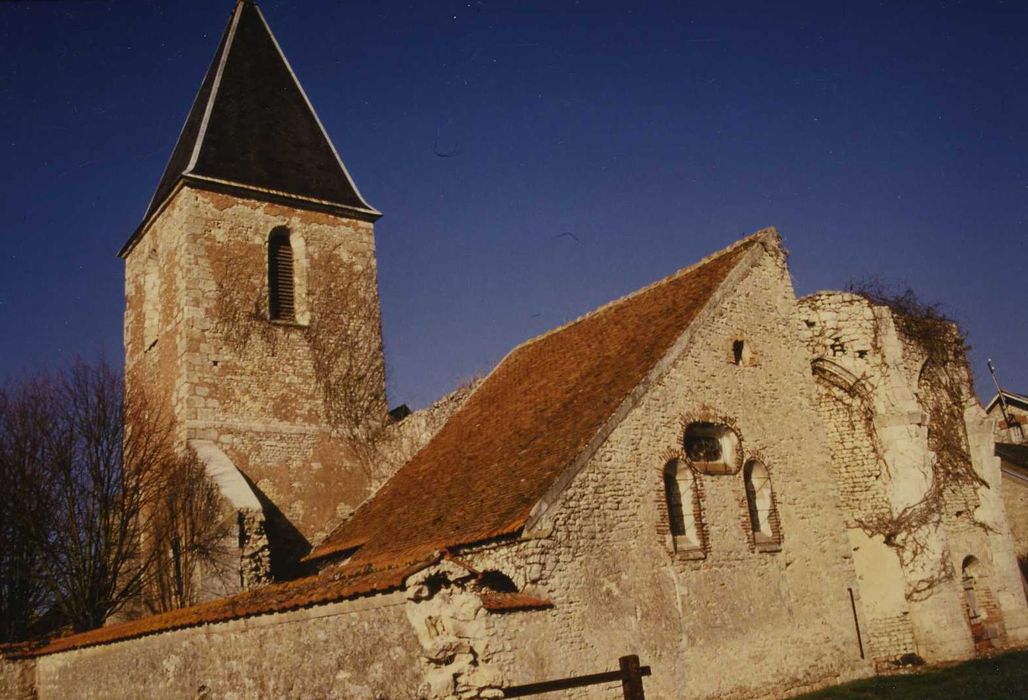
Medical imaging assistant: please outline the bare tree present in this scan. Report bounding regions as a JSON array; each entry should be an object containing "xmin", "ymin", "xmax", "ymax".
[
  {"xmin": 0, "ymin": 377, "xmax": 56, "ymax": 642},
  {"xmin": 0, "ymin": 359, "xmax": 230, "ymax": 636},
  {"xmin": 33, "ymin": 361, "xmax": 170, "ymax": 630},
  {"xmin": 145, "ymin": 449, "xmax": 233, "ymax": 614}
]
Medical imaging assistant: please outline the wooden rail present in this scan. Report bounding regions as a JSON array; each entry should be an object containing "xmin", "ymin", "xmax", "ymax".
[{"xmin": 503, "ymin": 654, "xmax": 651, "ymax": 699}]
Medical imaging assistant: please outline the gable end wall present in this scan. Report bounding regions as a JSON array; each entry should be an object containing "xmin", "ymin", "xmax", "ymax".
[{"xmin": 461, "ymin": 240, "xmax": 872, "ymax": 699}]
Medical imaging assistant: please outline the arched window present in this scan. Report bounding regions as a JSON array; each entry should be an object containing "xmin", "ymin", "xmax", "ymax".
[
  {"xmin": 962, "ymin": 556, "xmax": 983, "ymax": 621},
  {"xmin": 268, "ymin": 227, "xmax": 295, "ymax": 321},
  {"xmin": 664, "ymin": 459, "xmax": 701, "ymax": 551},
  {"xmin": 744, "ymin": 460, "xmax": 775, "ymax": 541}
]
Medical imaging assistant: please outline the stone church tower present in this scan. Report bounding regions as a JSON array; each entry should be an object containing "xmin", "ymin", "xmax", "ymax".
[{"xmin": 119, "ymin": 0, "xmax": 386, "ymax": 586}]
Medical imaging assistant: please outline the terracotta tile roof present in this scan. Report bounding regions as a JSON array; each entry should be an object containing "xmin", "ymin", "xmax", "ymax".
[
  {"xmin": 479, "ymin": 592, "xmax": 554, "ymax": 613},
  {"xmin": 4, "ymin": 557, "xmax": 435, "ymax": 659},
  {"xmin": 308, "ymin": 231, "xmax": 764, "ymax": 568}
]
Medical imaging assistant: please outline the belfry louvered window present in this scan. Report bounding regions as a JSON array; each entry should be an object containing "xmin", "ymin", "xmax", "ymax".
[{"xmin": 268, "ymin": 228, "xmax": 295, "ymax": 321}]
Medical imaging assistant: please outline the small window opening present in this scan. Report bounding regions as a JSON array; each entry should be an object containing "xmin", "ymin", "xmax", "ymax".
[
  {"xmin": 830, "ymin": 338, "xmax": 846, "ymax": 356},
  {"xmin": 684, "ymin": 422, "xmax": 740, "ymax": 475},
  {"xmin": 478, "ymin": 570, "xmax": 518, "ymax": 593},
  {"xmin": 744, "ymin": 460, "xmax": 775, "ymax": 541},
  {"xmin": 268, "ymin": 228, "xmax": 295, "ymax": 322},
  {"xmin": 733, "ymin": 339, "xmax": 752, "ymax": 366},
  {"xmin": 664, "ymin": 459, "xmax": 701, "ymax": 551}
]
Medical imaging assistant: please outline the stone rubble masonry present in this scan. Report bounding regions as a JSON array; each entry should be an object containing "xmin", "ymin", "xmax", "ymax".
[
  {"xmin": 798, "ymin": 292, "xmax": 1028, "ymax": 667},
  {"xmin": 24, "ymin": 593, "xmax": 423, "ymax": 699},
  {"xmin": 996, "ymin": 404, "xmax": 1028, "ymax": 577},
  {"xmin": 0, "ymin": 655, "xmax": 34, "ymax": 700},
  {"xmin": 124, "ymin": 186, "xmax": 387, "ymax": 580}
]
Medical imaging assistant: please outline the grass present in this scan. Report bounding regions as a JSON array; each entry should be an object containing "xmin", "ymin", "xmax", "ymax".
[{"xmin": 797, "ymin": 649, "xmax": 1028, "ymax": 699}]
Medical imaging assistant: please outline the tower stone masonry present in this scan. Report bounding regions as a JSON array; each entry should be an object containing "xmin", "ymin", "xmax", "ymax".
[{"xmin": 120, "ymin": 0, "xmax": 387, "ymax": 583}]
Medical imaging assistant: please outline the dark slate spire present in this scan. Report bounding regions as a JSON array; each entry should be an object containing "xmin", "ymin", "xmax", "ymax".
[{"xmin": 122, "ymin": 0, "xmax": 378, "ymax": 255}]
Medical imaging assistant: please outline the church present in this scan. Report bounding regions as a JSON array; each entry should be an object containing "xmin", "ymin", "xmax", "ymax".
[{"xmin": 3, "ymin": 2, "xmax": 1027, "ymax": 698}]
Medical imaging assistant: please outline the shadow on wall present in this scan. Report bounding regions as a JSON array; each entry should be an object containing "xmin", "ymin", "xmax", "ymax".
[{"xmin": 239, "ymin": 470, "xmax": 315, "ymax": 581}]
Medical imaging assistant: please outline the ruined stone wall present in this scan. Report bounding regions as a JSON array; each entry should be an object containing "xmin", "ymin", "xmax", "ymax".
[
  {"xmin": 25, "ymin": 593, "xmax": 422, "ymax": 699},
  {"xmin": 124, "ymin": 187, "xmax": 387, "ymax": 573},
  {"xmin": 798, "ymin": 292, "xmax": 1028, "ymax": 665},
  {"xmin": 444, "ymin": 239, "xmax": 873, "ymax": 699}
]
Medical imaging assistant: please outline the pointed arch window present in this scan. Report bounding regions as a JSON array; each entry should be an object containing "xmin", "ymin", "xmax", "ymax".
[
  {"xmin": 744, "ymin": 460, "xmax": 778, "ymax": 547},
  {"xmin": 268, "ymin": 227, "xmax": 295, "ymax": 322},
  {"xmin": 664, "ymin": 459, "xmax": 702, "ymax": 553}
]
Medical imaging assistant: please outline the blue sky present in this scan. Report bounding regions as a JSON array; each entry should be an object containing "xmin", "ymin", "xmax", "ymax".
[{"xmin": 0, "ymin": 0, "xmax": 1025, "ymax": 408}]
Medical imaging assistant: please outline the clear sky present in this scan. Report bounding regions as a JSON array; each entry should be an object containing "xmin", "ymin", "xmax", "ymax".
[{"xmin": 0, "ymin": 0, "xmax": 1025, "ymax": 408}]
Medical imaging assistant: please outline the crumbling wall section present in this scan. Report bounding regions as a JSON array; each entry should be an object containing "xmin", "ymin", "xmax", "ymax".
[
  {"xmin": 798, "ymin": 291, "xmax": 1028, "ymax": 663},
  {"xmin": 403, "ymin": 561, "xmax": 505, "ymax": 699}
]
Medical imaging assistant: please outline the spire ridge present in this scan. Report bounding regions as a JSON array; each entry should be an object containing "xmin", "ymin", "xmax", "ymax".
[{"xmin": 123, "ymin": 0, "xmax": 378, "ymax": 256}]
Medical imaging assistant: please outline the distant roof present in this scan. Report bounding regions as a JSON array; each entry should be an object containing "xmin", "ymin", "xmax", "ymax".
[
  {"xmin": 307, "ymin": 229, "xmax": 768, "ymax": 567},
  {"xmin": 121, "ymin": 0, "xmax": 378, "ymax": 257},
  {"xmin": 987, "ymin": 390, "xmax": 1028, "ymax": 414},
  {"xmin": 998, "ymin": 442, "xmax": 1028, "ymax": 474}
]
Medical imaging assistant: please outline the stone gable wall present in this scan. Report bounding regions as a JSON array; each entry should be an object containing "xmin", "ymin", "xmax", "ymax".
[{"xmin": 453, "ymin": 239, "xmax": 873, "ymax": 699}]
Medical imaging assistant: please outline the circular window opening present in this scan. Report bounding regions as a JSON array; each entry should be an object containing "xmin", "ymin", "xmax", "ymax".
[{"xmin": 684, "ymin": 422, "xmax": 740, "ymax": 475}]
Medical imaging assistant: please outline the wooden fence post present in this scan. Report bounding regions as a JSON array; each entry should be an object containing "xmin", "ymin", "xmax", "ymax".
[{"xmin": 619, "ymin": 655, "xmax": 646, "ymax": 700}]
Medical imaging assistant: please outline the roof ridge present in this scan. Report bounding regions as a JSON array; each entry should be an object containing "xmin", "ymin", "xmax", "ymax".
[
  {"xmin": 522, "ymin": 228, "xmax": 773, "ymax": 531},
  {"xmin": 392, "ymin": 227, "xmax": 777, "ymax": 461},
  {"xmin": 508, "ymin": 227, "xmax": 777, "ymax": 356}
]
